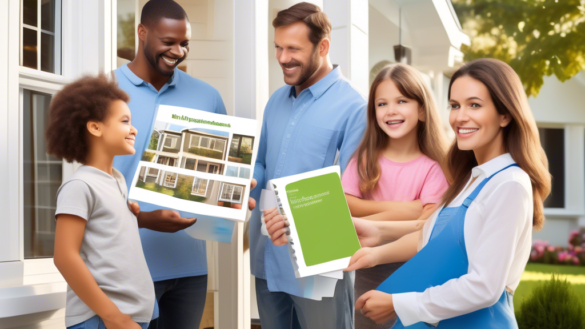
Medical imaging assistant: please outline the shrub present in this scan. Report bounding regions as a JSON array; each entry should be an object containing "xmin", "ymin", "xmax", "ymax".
[
  {"xmin": 188, "ymin": 147, "xmax": 223, "ymax": 160},
  {"xmin": 516, "ymin": 274, "xmax": 585, "ymax": 329},
  {"xmin": 173, "ymin": 176, "xmax": 194, "ymax": 200},
  {"xmin": 142, "ymin": 152, "xmax": 155, "ymax": 162}
]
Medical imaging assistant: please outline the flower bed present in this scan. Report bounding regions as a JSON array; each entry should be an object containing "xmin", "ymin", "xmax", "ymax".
[{"xmin": 530, "ymin": 231, "xmax": 585, "ymax": 266}]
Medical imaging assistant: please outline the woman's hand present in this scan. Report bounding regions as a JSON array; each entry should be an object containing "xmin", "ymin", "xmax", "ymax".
[
  {"xmin": 264, "ymin": 207, "xmax": 289, "ymax": 246},
  {"xmin": 355, "ymin": 290, "xmax": 396, "ymax": 324},
  {"xmin": 344, "ymin": 247, "xmax": 381, "ymax": 272},
  {"xmin": 103, "ymin": 313, "xmax": 142, "ymax": 329}
]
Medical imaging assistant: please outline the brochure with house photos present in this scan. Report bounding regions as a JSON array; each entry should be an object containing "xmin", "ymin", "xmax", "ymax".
[
  {"xmin": 268, "ymin": 166, "xmax": 361, "ymax": 278},
  {"xmin": 128, "ymin": 105, "xmax": 258, "ymax": 241}
]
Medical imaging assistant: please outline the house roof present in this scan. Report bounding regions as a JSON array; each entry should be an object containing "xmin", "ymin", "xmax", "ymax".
[{"xmin": 180, "ymin": 129, "xmax": 229, "ymax": 140}]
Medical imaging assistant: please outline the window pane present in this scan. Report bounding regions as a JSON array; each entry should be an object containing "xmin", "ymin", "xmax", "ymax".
[
  {"xmin": 116, "ymin": 0, "xmax": 136, "ymax": 65},
  {"xmin": 185, "ymin": 158, "xmax": 196, "ymax": 170},
  {"xmin": 200, "ymin": 137, "xmax": 210, "ymax": 148},
  {"xmin": 23, "ymin": 28, "xmax": 38, "ymax": 69},
  {"xmin": 232, "ymin": 186, "xmax": 243, "ymax": 202},
  {"xmin": 538, "ymin": 128, "xmax": 565, "ymax": 208},
  {"xmin": 226, "ymin": 166, "xmax": 238, "ymax": 177},
  {"xmin": 198, "ymin": 179, "xmax": 208, "ymax": 194},
  {"xmin": 23, "ymin": 0, "xmax": 38, "ymax": 27},
  {"xmin": 190, "ymin": 135, "xmax": 200, "ymax": 147},
  {"xmin": 41, "ymin": 0, "xmax": 55, "ymax": 32},
  {"xmin": 215, "ymin": 140, "xmax": 225, "ymax": 152},
  {"xmin": 221, "ymin": 184, "xmax": 233, "ymax": 199},
  {"xmin": 23, "ymin": 90, "xmax": 60, "ymax": 259},
  {"xmin": 239, "ymin": 167, "xmax": 250, "ymax": 179},
  {"xmin": 41, "ymin": 33, "xmax": 55, "ymax": 73}
]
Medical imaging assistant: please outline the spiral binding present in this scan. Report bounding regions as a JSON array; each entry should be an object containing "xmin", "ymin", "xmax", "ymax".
[{"xmin": 272, "ymin": 182, "xmax": 298, "ymax": 263}]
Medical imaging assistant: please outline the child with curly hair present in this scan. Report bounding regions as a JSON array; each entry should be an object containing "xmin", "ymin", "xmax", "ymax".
[{"xmin": 47, "ymin": 74, "xmax": 162, "ymax": 329}]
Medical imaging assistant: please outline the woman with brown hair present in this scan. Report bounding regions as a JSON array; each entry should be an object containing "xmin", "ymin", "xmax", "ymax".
[{"xmin": 344, "ymin": 58, "xmax": 551, "ymax": 327}]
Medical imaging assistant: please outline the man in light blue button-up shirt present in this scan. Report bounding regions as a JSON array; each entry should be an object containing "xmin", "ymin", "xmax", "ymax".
[{"xmin": 250, "ymin": 3, "xmax": 366, "ymax": 329}]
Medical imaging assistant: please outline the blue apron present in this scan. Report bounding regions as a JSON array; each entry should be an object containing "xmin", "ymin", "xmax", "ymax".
[{"xmin": 376, "ymin": 164, "xmax": 519, "ymax": 328}]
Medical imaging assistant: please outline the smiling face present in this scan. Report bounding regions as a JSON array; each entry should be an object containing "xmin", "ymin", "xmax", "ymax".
[
  {"xmin": 274, "ymin": 21, "xmax": 321, "ymax": 87},
  {"xmin": 143, "ymin": 18, "xmax": 191, "ymax": 77},
  {"xmin": 374, "ymin": 79, "xmax": 423, "ymax": 142},
  {"xmin": 100, "ymin": 100, "xmax": 137, "ymax": 156},
  {"xmin": 449, "ymin": 75, "xmax": 511, "ymax": 160}
]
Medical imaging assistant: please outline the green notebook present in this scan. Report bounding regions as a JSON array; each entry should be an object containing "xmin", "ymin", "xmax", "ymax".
[{"xmin": 269, "ymin": 166, "xmax": 361, "ymax": 278}]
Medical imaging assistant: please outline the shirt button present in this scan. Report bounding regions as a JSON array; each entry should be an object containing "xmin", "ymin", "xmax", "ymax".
[
  {"xmin": 287, "ymin": 134, "xmax": 290, "ymax": 138},
  {"xmin": 291, "ymin": 122, "xmax": 295, "ymax": 125}
]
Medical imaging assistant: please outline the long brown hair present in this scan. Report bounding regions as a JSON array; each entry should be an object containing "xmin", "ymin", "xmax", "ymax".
[
  {"xmin": 442, "ymin": 58, "xmax": 551, "ymax": 230},
  {"xmin": 356, "ymin": 64, "xmax": 448, "ymax": 194}
]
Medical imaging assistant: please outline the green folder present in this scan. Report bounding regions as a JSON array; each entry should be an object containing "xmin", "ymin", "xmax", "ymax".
[{"xmin": 284, "ymin": 172, "xmax": 361, "ymax": 267}]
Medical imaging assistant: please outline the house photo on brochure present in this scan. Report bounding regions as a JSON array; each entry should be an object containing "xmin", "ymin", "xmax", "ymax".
[{"xmin": 129, "ymin": 104, "xmax": 258, "ymax": 223}]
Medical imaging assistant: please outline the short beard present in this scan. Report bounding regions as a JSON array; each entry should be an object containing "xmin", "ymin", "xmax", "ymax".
[
  {"xmin": 144, "ymin": 43, "xmax": 176, "ymax": 77},
  {"xmin": 294, "ymin": 46, "xmax": 321, "ymax": 87}
]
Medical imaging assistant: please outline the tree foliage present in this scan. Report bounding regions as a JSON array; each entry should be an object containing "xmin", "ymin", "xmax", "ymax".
[{"xmin": 452, "ymin": 0, "xmax": 585, "ymax": 97}]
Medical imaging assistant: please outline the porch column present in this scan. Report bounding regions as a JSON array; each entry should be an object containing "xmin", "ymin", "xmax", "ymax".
[{"xmin": 323, "ymin": 0, "xmax": 369, "ymax": 96}]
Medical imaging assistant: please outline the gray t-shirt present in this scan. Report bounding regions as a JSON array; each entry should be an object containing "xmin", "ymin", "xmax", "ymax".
[{"xmin": 56, "ymin": 166, "xmax": 155, "ymax": 327}]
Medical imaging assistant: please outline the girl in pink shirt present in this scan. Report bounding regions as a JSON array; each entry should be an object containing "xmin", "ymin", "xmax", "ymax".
[{"xmin": 341, "ymin": 63, "xmax": 449, "ymax": 329}]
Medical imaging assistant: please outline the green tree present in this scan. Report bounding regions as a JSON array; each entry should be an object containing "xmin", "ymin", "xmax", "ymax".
[
  {"xmin": 452, "ymin": 0, "xmax": 585, "ymax": 97},
  {"xmin": 148, "ymin": 132, "xmax": 159, "ymax": 150}
]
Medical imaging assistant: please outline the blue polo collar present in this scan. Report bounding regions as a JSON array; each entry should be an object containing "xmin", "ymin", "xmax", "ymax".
[{"xmin": 119, "ymin": 63, "xmax": 179, "ymax": 88}]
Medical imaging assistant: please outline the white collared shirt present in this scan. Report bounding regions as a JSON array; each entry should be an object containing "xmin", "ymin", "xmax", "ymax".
[{"xmin": 393, "ymin": 153, "xmax": 533, "ymax": 326}]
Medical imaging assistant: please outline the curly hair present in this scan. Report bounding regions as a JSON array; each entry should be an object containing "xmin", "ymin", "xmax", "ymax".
[{"xmin": 45, "ymin": 73, "xmax": 129, "ymax": 164}]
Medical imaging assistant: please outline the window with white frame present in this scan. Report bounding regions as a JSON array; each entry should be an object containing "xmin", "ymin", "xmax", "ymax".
[
  {"xmin": 21, "ymin": 0, "xmax": 62, "ymax": 74},
  {"xmin": 23, "ymin": 90, "xmax": 61, "ymax": 258},
  {"xmin": 538, "ymin": 127, "xmax": 565, "ymax": 208},
  {"xmin": 189, "ymin": 134, "xmax": 226, "ymax": 152},
  {"xmin": 219, "ymin": 183, "xmax": 244, "ymax": 204},
  {"xmin": 19, "ymin": 0, "xmax": 65, "ymax": 260},
  {"xmin": 163, "ymin": 172, "xmax": 178, "ymax": 188},
  {"xmin": 163, "ymin": 135, "xmax": 179, "ymax": 148},
  {"xmin": 225, "ymin": 165, "xmax": 250, "ymax": 179},
  {"xmin": 192, "ymin": 177, "xmax": 209, "ymax": 196}
]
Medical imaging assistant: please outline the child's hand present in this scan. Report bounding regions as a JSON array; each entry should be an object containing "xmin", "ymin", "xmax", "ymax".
[
  {"xmin": 103, "ymin": 313, "xmax": 142, "ymax": 329},
  {"xmin": 264, "ymin": 207, "xmax": 289, "ymax": 246},
  {"xmin": 353, "ymin": 217, "xmax": 381, "ymax": 247},
  {"xmin": 344, "ymin": 247, "xmax": 381, "ymax": 272},
  {"xmin": 355, "ymin": 290, "xmax": 396, "ymax": 324}
]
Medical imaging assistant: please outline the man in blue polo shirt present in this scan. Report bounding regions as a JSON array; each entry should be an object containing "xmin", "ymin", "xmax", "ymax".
[
  {"xmin": 113, "ymin": 2, "xmax": 225, "ymax": 328},
  {"xmin": 250, "ymin": 3, "xmax": 367, "ymax": 329}
]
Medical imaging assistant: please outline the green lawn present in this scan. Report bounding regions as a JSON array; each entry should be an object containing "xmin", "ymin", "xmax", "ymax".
[{"xmin": 515, "ymin": 263, "xmax": 585, "ymax": 312}]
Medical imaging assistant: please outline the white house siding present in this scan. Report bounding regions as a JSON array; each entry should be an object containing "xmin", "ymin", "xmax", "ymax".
[{"xmin": 529, "ymin": 73, "xmax": 585, "ymax": 246}]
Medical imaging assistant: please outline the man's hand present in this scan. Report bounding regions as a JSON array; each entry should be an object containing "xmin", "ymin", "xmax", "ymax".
[
  {"xmin": 264, "ymin": 207, "xmax": 288, "ymax": 246},
  {"xmin": 355, "ymin": 290, "xmax": 396, "ymax": 324},
  {"xmin": 129, "ymin": 201, "xmax": 197, "ymax": 233},
  {"xmin": 344, "ymin": 247, "xmax": 381, "ymax": 272},
  {"xmin": 249, "ymin": 178, "xmax": 257, "ymax": 211},
  {"xmin": 353, "ymin": 217, "xmax": 382, "ymax": 248}
]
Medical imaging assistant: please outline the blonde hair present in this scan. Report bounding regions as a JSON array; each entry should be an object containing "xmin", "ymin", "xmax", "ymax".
[
  {"xmin": 442, "ymin": 58, "xmax": 551, "ymax": 230},
  {"xmin": 356, "ymin": 63, "xmax": 448, "ymax": 194}
]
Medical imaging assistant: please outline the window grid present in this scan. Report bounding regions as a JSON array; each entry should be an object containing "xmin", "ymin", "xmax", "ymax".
[
  {"xmin": 191, "ymin": 178, "xmax": 209, "ymax": 196},
  {"xmin": 20, "ymin": 0, "xmax": 62, "ymax": 74}
]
